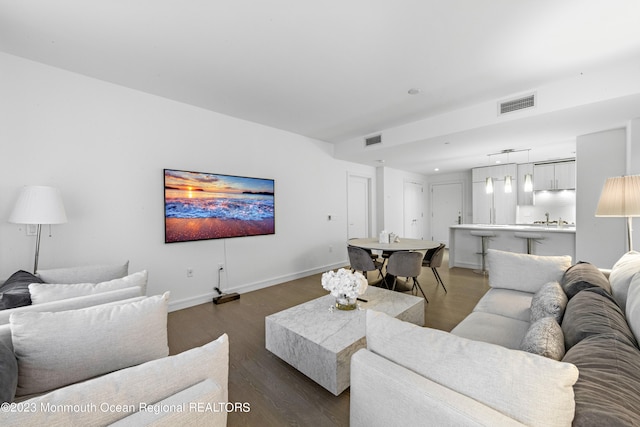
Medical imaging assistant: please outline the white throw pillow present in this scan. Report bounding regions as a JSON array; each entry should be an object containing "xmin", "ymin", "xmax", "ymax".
[
  {"xmin": 625, "ymin": 272, "xmax": 640, "ymax": 340},
  {"xmin": 366, "ymin": 310, "xmax": 579, "ymax": 427},
  {"xmin": 487, "ymin": 249, "xmax": 572, "ymax": 293},
  {"xmin": 10, "ymin": 292, "xmax": 169, "ymax": 396},
  {"xmin": 1, "ymin": 334, "xmax": 228, "ymax": 427},
  {"xmin": 610, "ymin": 251, "xmax": 640, "ymax": 311},
  {"xmin": 36, "ymin": 261, "xmax": 129, "ymax": 284},
  {"xmin": 28, "ymin": 270, "xmax": 148, "ymax": 304}
]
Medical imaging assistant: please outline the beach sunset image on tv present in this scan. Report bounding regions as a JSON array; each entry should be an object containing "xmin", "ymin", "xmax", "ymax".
[{"xmin": 164, "ymin": 169, "xmax": 275, "ymax": 243}]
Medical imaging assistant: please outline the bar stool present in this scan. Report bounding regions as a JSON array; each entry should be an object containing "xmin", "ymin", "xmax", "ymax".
[
  {"xmin": 469, "ymin": 230, "xmax": 495, "ymax": 274},
  {"xmin": 514, "ymin": 232, "xmax": 544, "ymax": 255}
]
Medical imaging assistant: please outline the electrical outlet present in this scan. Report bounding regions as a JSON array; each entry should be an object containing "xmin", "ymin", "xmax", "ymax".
[
  {"xmin": 186, "ymin": 268, "xmax": 193, "ymax": 278},
  {"xmin": 218, "ymin": 263, "xmax": 224, "ymax": 271}
]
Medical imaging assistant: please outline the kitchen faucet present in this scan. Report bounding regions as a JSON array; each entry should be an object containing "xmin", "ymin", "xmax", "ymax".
[{"xmin": 545, "ymin": 212, "xmax": 550, "ymax": 226}]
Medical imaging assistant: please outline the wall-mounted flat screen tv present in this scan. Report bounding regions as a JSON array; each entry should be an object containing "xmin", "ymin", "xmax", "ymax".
[{"xmin": 164, "ymin": 169, "xmax": 275, "ymax": 243}]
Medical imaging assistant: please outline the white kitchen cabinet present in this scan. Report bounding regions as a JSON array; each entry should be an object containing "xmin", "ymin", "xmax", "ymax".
[
  {"xmin": 472, "ymin": 164, "xmax": 517, "ymax": 224},
  {"xmin": 533, "ymin": 161, "xmax": 576, "ymax": 191}
]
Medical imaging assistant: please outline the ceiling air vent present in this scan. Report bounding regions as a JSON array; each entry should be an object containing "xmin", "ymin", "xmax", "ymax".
[
  {"xmin": 498, "ymin": 93, "xmax": 536, "ymax": 116},
  {"xmin": 365, "ymin": 134, "xmax": 382, "ymax": 147}
]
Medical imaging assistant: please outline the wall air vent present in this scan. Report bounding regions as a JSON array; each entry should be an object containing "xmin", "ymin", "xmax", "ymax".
[
  {"xmin": 365, "ymin": 134, "xmax": 382, "ymax": 147},
  {"xmin": 498, "ymin": 93, "xmax": 536, "ymax": 116}
]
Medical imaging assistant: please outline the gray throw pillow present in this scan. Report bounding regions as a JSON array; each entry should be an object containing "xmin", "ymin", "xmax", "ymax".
[
  {"xmin": 521, "ymin": 317, "xmax": 565, "ymax": 361},
  {"xmin": 0, "ymin": 340, "xmax": 17, "ymax": 403},
  {"xmin": 530, "ymin": 281, "xmax": 568, "ymax": 323},
  {"xmin": 0, "ymin": 271, "xmax": 44, "ymax": 310},
  {"xmin": 561, "ymin": 261, "xmax": 611, "ymax": 299}
]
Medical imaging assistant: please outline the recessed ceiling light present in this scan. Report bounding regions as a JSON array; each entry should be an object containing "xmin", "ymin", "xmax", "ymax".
[
  {"xmin": 434, "ymin": 168, "xmax": 440, "ymax": 172},
  {"xmin": 407, "ymin": 88, "xmax": 421, "ymax": 95}
]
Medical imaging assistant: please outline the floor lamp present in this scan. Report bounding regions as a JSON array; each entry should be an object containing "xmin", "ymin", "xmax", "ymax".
[
  {"xmin": 9, "ymin": 186, "xmax": 68, "ymax": 273},
  {"xmin": 595, "ymin": 175, "xmax": 640, "ymax": 252}
]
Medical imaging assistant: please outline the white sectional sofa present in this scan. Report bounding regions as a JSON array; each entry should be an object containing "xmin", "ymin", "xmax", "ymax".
[
  {"xmin": 0, "ymin": 263, "xmax": 230, "ymax": 426},
  {"xmin": 351, "ymin": 249, "xmax": 640, "ymax": 426}
]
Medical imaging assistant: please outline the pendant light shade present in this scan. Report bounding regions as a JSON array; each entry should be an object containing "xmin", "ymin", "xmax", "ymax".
[
  {"xmin": 504, "ymin": 175, "xmax": 512, "ymax": 193},
  {"xmin": 524, "ymin": 173, "xmax": 533, "ymax": 192},
  {"xmin": 485, "ymin": 177, "xmax": 494, "ymax": 194}
]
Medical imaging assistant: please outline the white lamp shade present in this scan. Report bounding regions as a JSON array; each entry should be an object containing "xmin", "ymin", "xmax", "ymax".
[
  {"xmin": 9, "ymin": 186, "xmax": 68, "ymax": 225},
  {"xmin": 595, "ymin": 175, "xmax": 640, "ymax": 217}
]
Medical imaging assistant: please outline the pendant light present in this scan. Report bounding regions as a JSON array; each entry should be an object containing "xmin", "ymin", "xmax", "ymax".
[
  {"xmin": 485, "ymin": 177, "xmax": 494, "ymax": 194},
  {"xmin": 524, "ymin": 149, "xmax": 533, "ymax": 192},
  {"xmin": 504, "ymin": 150, "xmax": 512, "ymax": 193}
]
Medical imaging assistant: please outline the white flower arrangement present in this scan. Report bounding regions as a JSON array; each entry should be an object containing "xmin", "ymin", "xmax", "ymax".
[{"xmin": 321, "ymin": 268, "xmax": 368, "ymax": 299}]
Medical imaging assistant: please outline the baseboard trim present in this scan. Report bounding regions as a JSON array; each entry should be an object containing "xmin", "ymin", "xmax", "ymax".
[{"xmin": 167, "ymin": 260, "xmax": 348, "ymax": 312}]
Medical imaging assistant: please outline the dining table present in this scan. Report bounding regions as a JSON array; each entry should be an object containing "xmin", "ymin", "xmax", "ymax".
[
  {"xmin": 347, "ymin": 237, "xmax": 440, "ymax": 253},
  {"xmin": 347, "ymin": 237, "xmax": 441, "ymax": 292}
]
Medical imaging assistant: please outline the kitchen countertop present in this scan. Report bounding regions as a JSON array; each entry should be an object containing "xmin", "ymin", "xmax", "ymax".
[{"xmin": 450, "ymin": 224, "xmax": 576, "ymax": 234}]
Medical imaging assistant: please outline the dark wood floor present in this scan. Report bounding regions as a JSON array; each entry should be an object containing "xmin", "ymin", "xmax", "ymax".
[{"xmin": 167, "ymin": 251, "xmax": 489, "ymax": 426}]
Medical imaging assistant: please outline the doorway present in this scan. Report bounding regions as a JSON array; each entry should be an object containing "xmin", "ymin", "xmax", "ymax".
[
  {"xmin": 347, "ymin": 174, "xmax": 372, "ymax": 239},
  {"xmin": 403, "ymin": 181, "xmax": 424, "ymax": 239},
  {"xmin": 431, "ymin": 182, "xmax": 463, "ymax": 246}
]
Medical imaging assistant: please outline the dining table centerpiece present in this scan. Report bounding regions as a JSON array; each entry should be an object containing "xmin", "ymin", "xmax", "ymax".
[{"xmin": 321, "ymin": 268, "xmax": 368, "ymax": 310}]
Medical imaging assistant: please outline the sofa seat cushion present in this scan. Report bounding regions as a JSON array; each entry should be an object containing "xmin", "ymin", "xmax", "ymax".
[
  {"xmin": 487, "ymin": 249, "xmax": 572, "ymax": 293},
  {"xmin": 28, "ymin": 270, "xmax": 148, "ymax": 304},
  {"xmin": 0, "ymin": 334, "xmax": 229, "ymax": 426},
  {"xmin": 562, "ymin": 334, "xmax": 640, "ymax": 427},
  {"xmin": 366, "ymin": 310, "xmax": 579, "ymax": 427},
  {"xmin": 472, "ymin": 288, "xmax": 532, "ymax": 322},
  {"xmin": 451, "ymin": 311, "xmax": 530, "ymax": 350},
  {"xmin": 561, "ymin": 287, "xmax": 637, "ymax": 351},
  {"xmin": 11, "ymin": 293, "xmax": 169, "ymax": 396},
  {"xmin": 561, "ymin": 261, "xmax": 611, "ymax": 299},
  {"xmin": 0, "ymin": 271, "xmax": 44, "ymax": 310}
]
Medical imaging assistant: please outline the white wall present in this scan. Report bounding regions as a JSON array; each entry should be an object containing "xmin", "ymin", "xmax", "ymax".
[
  {"xmin": 576, "ymin": 128, "xmax": 626, "ymax": 268},
  {"xmin": 0, "ymin": 53, "xmax": 375, "ymax": 310}
]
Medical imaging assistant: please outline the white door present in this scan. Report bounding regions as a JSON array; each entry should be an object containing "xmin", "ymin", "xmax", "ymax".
[
  {"xmin": 432, "ymin": 182, "xmax": 463, "ymax": 245},
  {"xmin": 347, "ymin": 175, "xmax": 371, "ymax": 239},
  {"xmin": 403, "ymin": 181, "xmax": 423, "ymax": 239}
]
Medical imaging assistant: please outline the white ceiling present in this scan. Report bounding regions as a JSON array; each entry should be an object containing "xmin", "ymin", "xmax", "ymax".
[{"xmin": 2, "ymin": 0, "xmax": 640, "ymax": 174}]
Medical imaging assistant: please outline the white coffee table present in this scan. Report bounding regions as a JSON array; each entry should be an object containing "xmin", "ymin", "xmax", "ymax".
[{"xmin": 265, "ymin": 286, "xmax": 425, "ymax": 395}]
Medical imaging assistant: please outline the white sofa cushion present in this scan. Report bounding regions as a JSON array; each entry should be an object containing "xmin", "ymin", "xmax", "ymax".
[
  {"xmin": 0, "ymin": 287, "xmax": 143, "ymax": 326},
  {"xmin": 610, "ymin": 251, "xmax": 640, "ymax": 311},
  {"xmin": 487, "ymin": 249, "xmax": 572, "ymax": 293},
  {"xmin": 11, "ymin": 293, "xmax": 169, "ymax": 396},
  {"xmin": 36, "ymin": 261, "xmax": 129, "ymax": 284},
  {"xmin": 110, "ymin": 379, "xmax": 226, "ymax": 427},
  {"xmin": 472, "ymin": 288, "xmax": 533, "ymax": 322},
  {"xmin": 626, "ymin": 272, "xmax": 640, "ymax": 340},
  {"xmin": 450, "ymin": 311, "xmax": 530, "ymax": 350},
  {"xmin": 0, "ymin": 334, "xmax": 228, "ymax": 426},
  {"xmin": 29, "ymin": 270, "xmax": 148, "ymax": 304},
  {"xmin": 366, "ymin": 310, "xmax": 579, "ymax": 427}
]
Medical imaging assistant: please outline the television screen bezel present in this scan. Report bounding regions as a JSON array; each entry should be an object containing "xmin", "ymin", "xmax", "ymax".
[{"xmin": 164, "ymin": 168, "xmax": 275, "ymax": 243}]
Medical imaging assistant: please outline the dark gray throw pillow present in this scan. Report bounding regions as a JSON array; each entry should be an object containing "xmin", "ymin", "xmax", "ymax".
[
  {"xmin": 0, "ymin": 270, "xmax": 44, "ymax": 310},
  {"xmin": 560, "ymin": 261, "xmax": 611, "ymax": 299},
  {"xmin": 561, "ymin": 287, "xmax": 637, "ymax": 350},
  {"xmin": 0, "ymin": 340, "xmax": 18, "ymax": 403},
  {"xmin": 563, "ymin": 334, "xmax": 640, "ymax": 427}
]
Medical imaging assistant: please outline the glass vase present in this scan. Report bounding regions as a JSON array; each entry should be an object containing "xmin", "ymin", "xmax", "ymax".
[{"xmin": 335, "ymin": 294, "xmax": 357, "ymax": 311}]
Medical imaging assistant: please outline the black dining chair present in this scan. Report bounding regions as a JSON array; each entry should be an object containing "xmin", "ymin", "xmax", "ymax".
[
  {"xmin": 422, "ymin": 243, "xmax": 447, "ymax": 293},
  {"xmin": 386, "ymin": 251, "xmax": 427, "ymax": 302},
  {"xmin": 347, "ymin": 246, "xmax": 387, "ymax": 288}
]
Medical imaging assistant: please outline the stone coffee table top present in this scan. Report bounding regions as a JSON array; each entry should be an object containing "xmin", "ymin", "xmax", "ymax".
[{"xmin": 265, "ymin": 286, "xmax": 425, "ymax": 395}]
